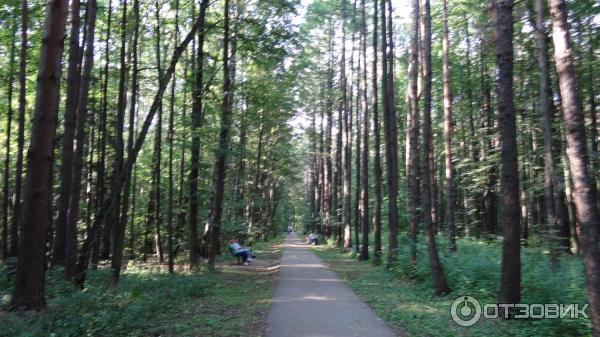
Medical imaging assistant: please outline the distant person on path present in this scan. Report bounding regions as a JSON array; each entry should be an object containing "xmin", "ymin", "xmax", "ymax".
[
  {"xmin": 287, "ymin": 225, "xmax": 293, "ymax": 234},
  {"xmin": 227, "ymin": 239, "xmax": 255, "ymax": 265},
  {"xmin": 308, "ymin": 233, "xmax": 318, "ymax": 245}
]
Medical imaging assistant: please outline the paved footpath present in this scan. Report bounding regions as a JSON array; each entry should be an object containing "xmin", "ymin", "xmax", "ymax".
[{"xmin": 265, "ymin": 233, "xmax": 397, "ymax": 337}]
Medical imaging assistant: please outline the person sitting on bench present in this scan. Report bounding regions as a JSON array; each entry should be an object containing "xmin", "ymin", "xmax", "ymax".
[{"xmin": 227, "ymin": 239, "xmax": 255, "ymax": 265}]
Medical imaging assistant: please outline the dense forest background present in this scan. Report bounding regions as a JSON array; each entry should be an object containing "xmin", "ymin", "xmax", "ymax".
[
  {"xmin": 0, "ymin": 0, "xmax": 599, "ymax": 335},
  {"xmin": 297, "ymin": 1, "xmax": 599, "ymax": 334}
]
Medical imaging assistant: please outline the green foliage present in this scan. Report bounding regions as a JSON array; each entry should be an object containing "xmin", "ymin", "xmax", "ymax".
[
  {"xmin": 0, "ymin": 267, "xmax": 210, "ymax": 337},
  {"xmin": 0, "ymin": 236, "xmax": 284, "ymax": 337},
  {"xmin": 312, "ymin": 236, "xmax": 591, "ymax": 337}
]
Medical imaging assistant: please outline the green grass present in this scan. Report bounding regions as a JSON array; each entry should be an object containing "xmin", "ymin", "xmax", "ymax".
[
  {"xmin": 0, "ymin": 235, "xmax": 283, "ymax": 337},
  {"xmin": 312, "ymin": 234, "xmax": 591, "ymax": 337}
]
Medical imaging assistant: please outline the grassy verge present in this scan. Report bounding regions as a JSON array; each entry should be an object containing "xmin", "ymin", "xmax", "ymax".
[
  {"xmin": 312, "ymin": 236, "xmax": 591, "ymax": 337},
  {"xmin": 0, "ymin": 235, "xmax": 283, "ymax": 337}
]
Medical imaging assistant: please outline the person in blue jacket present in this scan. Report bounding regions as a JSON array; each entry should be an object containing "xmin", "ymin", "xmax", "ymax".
[{"xmin": 227, "ymin": 238, "xmax": 255, "ymax": 265}]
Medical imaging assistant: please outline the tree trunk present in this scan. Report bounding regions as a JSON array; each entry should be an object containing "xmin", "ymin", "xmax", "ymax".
[
  {"xmin": 119, "ymin": 0, "xmax": 139, "ymax": 265},
  {"xmin": 441, "ymin": 0, "xmax": 456, "ymax": 252},
  {"xmin": 233, "ymin": 99, "xmax": 247, "ymax": 227},
  {"xmin": 166, "ymin": 0, "xmax": 180, "ymax": 274},
  {"xmin": 65, "ymin": 0, "xmax": 97, "ymax": 280},
  {"xmin": 325, "ymin": 19, "xmax": 334, "ymax": 240},
  {"xmin": 2, "ymin": 21, "xmax": 17, "ymax": 260},
  {"xmin": 358, "ymin": 0, "xmax": 369, "ymax": 261},
  {"xmin": 109, "ymin": 0, "xmax": 128, "ymax": 284},
  {"xmin": 207, "ymin": 0, "xmax": 233, "ymax": 268},
  {"xmin": 53, "ymin": 0, "xmax": 82, "ymax": 266},
  {"xmin": 129, "ymin": 164, "xmax": 137, "ymax": 258},
  {"xmin": 311, "ymin": 108, "xmax": 319, "ymax": 234},
  {"xmin": 407, "ymin": 0, "xmax": 420, "ymax": 264},
  {"xmin": 587, "ymin": 23, "xmax": 598, "ymax": 182},
  {"xmin": 188, "ymin": 0, "xmax": 210, "ymax": 269},
  {"xmin": 343, "ymin": 0, "xmax": 353, "ymax": 249},
  {"xmin": 318, "ymin": 100, "xmax": 324, "ymax": 235},
  {"xmin": 429, "ymin": 133, "xmax": 437, "ymax": 234},
  {"xmin": 350, "ymin": 0, "xmax": 358, "ymax": 251},
  {"xmin": 248, "ymin": 111, "xmax": 265, "ymax": 238},
  {"xmin": 11, "ymin": 0, "xmax": 29, "ymax": 259},
  {"xmin": 481, "ymin": 70, "xmax": 497, "ymax": 237},
  {"xmin": 372, "ymin": 0, "xmax": 382, "ymax": 263},
  {"xmin": 533, "ymin": 0, "xmax": 564, "ymax": 265},
  {"xmin": 339, "ymin": 0, "xmax": 352, "ymax": 249},
  {"xmin": 561, "ymin": 126, "xmax": 579, "ymax": 253},
  {"xmin": 549, "ymin": 0, "xmax": 600, "ymax": 333},
  {"xmin": 382, "ymin": 0, "xmax": 398, "ymax": 264},
  {"xmin": 175, "ymin": 63, "xmax": 188, "ymax": 257},
  {"xmin": 493, "ymin": 0, "xmax": 521, "ymax": 308},
  {"xmin": 460, "ymin": 13, "xmax": 476, "ymax": 234},
  {"xmin": 354, "ymin": 14, "xmax": 361, "ymax": 253},
  {"xmin": 95, "ymin": 0, "xmax": 112, "ymax": 264},
  {"xmin": 151, "ymin": 0, "xmax": 164, "ymax": 264},
  {"xmin": 11, "ymin": 0, "xmax": 69, "ymax": 310},
  {"xmin": 334, "ymin": 32, "xmax": 344, "ymax": 247},
  {"xmin": 85, "ymin": 104, "xmax": 95, "ymax": 236},
  {"xmin": 420, "ymin": 0, "xmax": 449, "ymax": 295},
  {"xmin": 463, "ymin": 14, "xmax": 476, "ymax": 163}
]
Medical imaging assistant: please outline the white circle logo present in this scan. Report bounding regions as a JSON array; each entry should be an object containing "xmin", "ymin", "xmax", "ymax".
[{"xmin": 451, "ymin": 296, "xmax": 482, "ymax": 327}]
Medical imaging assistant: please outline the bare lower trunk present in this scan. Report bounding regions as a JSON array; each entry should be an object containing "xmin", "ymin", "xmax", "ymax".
[
  {"xmin": 12, "ymin": 0, "xmax": 68, "ymax": 310},
  {"xmin": 493, "ymin": 0, "xmax": 521, "ymax": 308}
]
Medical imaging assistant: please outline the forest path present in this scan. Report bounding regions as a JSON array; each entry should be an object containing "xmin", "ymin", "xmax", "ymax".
[{"xmin": 265, "ymin": 233, "xmax": 398, "ymax": 337}]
